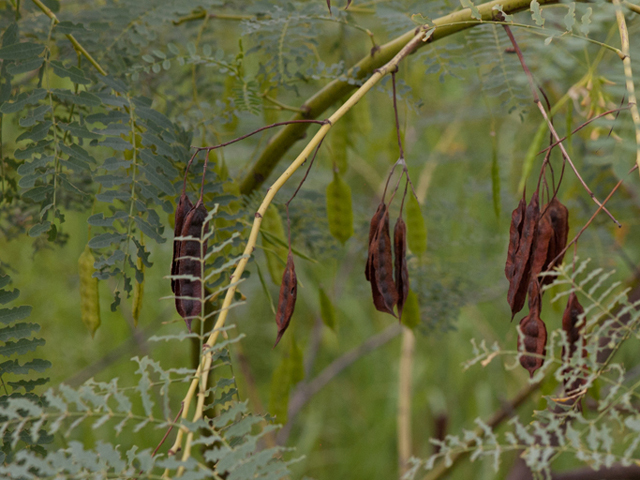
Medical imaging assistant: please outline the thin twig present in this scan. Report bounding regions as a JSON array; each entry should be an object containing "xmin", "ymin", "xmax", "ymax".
[
  {"xmin": 392, "ymin": 70, "xmax": 404, "ymax": 160},
  {"xmin": 537, "ymin": 106, "xmax": 631, "ymax": 155},
  {"xmin": 195, "ymin": 120, "xmax": 327, "ymax": 153},
  {"xmin": 277, "ymin": 323, "xmax": 403, "ymax": 445},
  {"xmin": 612, "ymin": 0, "xmax": 640, "ymax": 176},
  {"xmin": 30, "ymin": 0, "xmax": 107, "ymax": 76},
  {"xmin": 502, "ymin": 25, "xmax": 621, "ymax": 227},
  {"xmin": 423, "ymin": 381, "xmax": 542, "ymax": 480},
  {"xmin": 548, "ymin": 163, "xmax": 638, "ymax": 270}
]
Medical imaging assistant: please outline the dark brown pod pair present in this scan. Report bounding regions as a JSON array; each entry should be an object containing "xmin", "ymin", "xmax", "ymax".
[
  {"xmin": 365, "ymin": 203, "xmax": 408, "ymax": 318},
  {"xmin": 274, "ymin": 251, "xmax": 297, "ymax": 347},
  {"xmin": 562, "ymin": 293, "xmax": 586, "ymax": 395},
  {"xmin": 506, "ymin": 192, "xmax": 540, "ymax": 318},
  {"xmin": 517, "ymin": 288, "xmax": 547, "ymax": 378},
  {"xmin": 172, "ymin": 196, "xmax": 208, "ymax": 332}
]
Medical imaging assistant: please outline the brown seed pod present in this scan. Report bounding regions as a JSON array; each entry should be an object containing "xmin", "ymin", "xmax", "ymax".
[
  {"xmin": 562, "ymin": 292, "xmax": 586, "ymax": 394},
  {"xmin": 176, "ymin": 202, "xmax": 209, "ymax": 331},
  {"xmin": 172, "ymin": 193, "xmax": 193, "ymax": 297},
  {"xmin": 365, "ymin": 203, "xmax": 386, "ymax": 281},
  {"xmin": 517, "ymin": 302, "xmax": 547, "ymax": 378},
  {"xmin": 369, "ymin": 208, "xmax": 398, "ymax": 317},
  {"xmin": 394, "ymin": 217, "xmax": 409, "ymax": 320},
  {"xmin": 529, "ymin": 213, "xmax": 553, "ymax": 281},
  {"xmin": 542, "ymin": 197, "xmax": 569, "ymax": 279},
  {"xmin": 274, "ymin": 251, "xmax": 297, "ymax": 347},
  {"xmin": 505, "ymin": 196, "xmax": 526, "ymax": 281},
  {"xmin": 507, "ymin": 192, "xmax": 540, "ymax": 319}
]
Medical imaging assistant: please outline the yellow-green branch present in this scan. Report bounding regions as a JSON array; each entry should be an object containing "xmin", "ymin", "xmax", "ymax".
[
  {"xmin": 613, "ymin": 0, "xmax": 640, "ymax": 176},
  {"xmin": 31, "ymin": 0, "xmax": 108, "ymax": 76},
  {"xmin": 168, "ymin": 24, "xmax": 434, "ymax": 467}
]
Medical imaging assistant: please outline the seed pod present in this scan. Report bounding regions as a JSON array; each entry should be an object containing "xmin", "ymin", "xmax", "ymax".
[
  {"xmin": 542, "ymin": 197, "xmax": 569, "ymax": 279},
  {"xmin": 517, "ymin": 302, "xmax": 547, "ymax": 378},
  {"xmin": 370, "ymin": 208, "xmax": 398, "ymax": 316},
  {"xmin": 507, "ymin": 192, "xmax": 540, "ymax": 319},
  {"xmin": 133, "ymin": 253, "xmax": 145, "ymax": 328},
  {"xmin": 406, "ymin": 194, "xmax": 426, "ymax": 257},
  {"xmin": 78, "ymin": 245, "xmax": 101, "ymax": 337},
  {"xmin": 172, "ymin": 193, "xmax": 193, "ymax": 296},
  {"xmin": 365, "ymin": 203, "xmax": 386, "ymax": 281},
  {"xmin": 394, "ymin": 217, "xmax": 409, "ymax": 319},
  {"xmin": 505, "ymin": 196, "xmax": 526, "ymax": 281},
  {"xmin": 274, "ymin": 251, "xmax": 297, "ymax": 347},
  {"xmin": 562, "ymin": 293, "xmax": 586, "ymax": 394},
  {"xmin": 326, "ymin": 171, "xmax": 354, "ymax": 244},
  {"xmin": 319, "ymin": 287, "xmax": 336, "ymax": 331},
  {"xmin": 401, "ymin": 290, "xmax": 420, "ymax": 329},
  {"xmin": 529, "ymin": 213, "xmax": 553, "ymax": 280},
  {"xmin": 177, "ymin": 202, "xmax": 209, "ymax": 331}
]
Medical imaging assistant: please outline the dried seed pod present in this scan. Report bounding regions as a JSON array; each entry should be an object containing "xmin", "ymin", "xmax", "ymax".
[
  {"xmin": 507, "ymin": 192, "xmax": 540, "ymax": 318},
  {"xmin": 274, "ymin": 251, "xmax": 297, "ymax": 347},
  {"xmin": 172, "ymin": 193, "xmax": 193, "ymax": 296},
  {"xmin": 177, "ymin": 202, "xmax": 209, "ymax": 331},
  {"xmin": 562, "ymin": 293, "xmax": 586, "ymax": 394},
  {"xmin": 365, "ymin": 203, "xmax": 386, "ymax": 281},
  {"xmin": 542, "ymin": 197, "xmax": 569, "ymax": 279},
  {"xmin": 505, "ymin": 196, "xmax": 526, "ymax": 281},
  {"xmin": 394, "ymin": 217, "xmax": 409, "ymax": 319},
  {"xmin": 529, "ymin": 213, "xmax": 553, "ymax": 280},
  {"xmin": 368, "ymin": 208, "xmax": 398, "ymax": 316},
  {"xmin": 517, "ymin": 303, "xmax": 547, "ymax": 378}
]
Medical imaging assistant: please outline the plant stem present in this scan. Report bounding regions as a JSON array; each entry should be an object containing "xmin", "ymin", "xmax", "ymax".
[
  {"xmin": 502, "ymin": 25, "xmax": 621, "ymax": 227},
  {"xmin": 423, "ymin": 381, "xmax": 541, "ymax": 480},
  {"xmin": 169, "ymin": 25, "xmax": 435, "ymax": 463},
  {"xmin": 613, "ymin": 0, "xmax": 640, "ymax": 177},
  {"xmin": 30, "ymin": 0, "xmax": 107, "ymax": 76},
  {"xmin": 397, "ymin": 327, "xmax": 415, "ymax": 477},
  {"xmin": 239, "ymin": 0, "xmax": 559, "ymax": 195}
]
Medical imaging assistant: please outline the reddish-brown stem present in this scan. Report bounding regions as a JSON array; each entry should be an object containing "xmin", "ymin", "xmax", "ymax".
[
  {"xmin": 195, "ymin": 120, "xmax": 328, "ymax": 153},
  {"xmin": 182, "ymin": 150, "xmax": 200, "ymax": 195},
  {"xmin": 284, "ymin": 137, "xmax": 326, "ymax": 250},
  {"xmin": 538, "ymin": 106, "xmax": 631, "ymax": 155},
  {"xmin": 197, "ymin": 151, "xmax": 209, "ymax": 205},
  {"xmin": 392, "ymin": 70, "xmax": 404, "ymax": 160},
  {"xmin": 399, "ymin": 177, "xmax": 409, "ymax": 216},
  {"xmin": 502, "ymin": 25, "xmax": 621, "ymax": 227},
  {"xmin": 547, "ymin": 164, "xmax": 638, "ymax": 271}
]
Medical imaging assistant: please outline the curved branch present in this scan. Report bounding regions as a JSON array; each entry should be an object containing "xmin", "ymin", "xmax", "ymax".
[{"xmin": 239, "ymin": 0, "xmax": 558, "ymax": 195}]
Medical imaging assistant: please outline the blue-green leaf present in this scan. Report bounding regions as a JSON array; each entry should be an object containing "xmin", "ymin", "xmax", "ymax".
[
  {"xmin": 0, "ymin": 306, "xmax": 32, "ymax": 325},
  {"xmin": 0, "ymin": 42, "xmax": 45, "ymax": 60},
  {"xmin": 0, "ymin": 289, "xmax": 19, "ymax": 305},
  {"xmin": 88, "ymin": 233, "xmax": 126, "ymax": 249},
  {"xmin": 0, "ymin": 337, "xmax": 45, "ymax": 357}
]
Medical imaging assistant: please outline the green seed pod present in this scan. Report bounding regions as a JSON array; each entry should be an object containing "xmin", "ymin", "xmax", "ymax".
[
  {"xmin": 406, "ymin": 194, "xmax": 427, "ymax": 256},
  {"xmin": 132, "ymin": 253, "xmax": 145, "ymax": 328},
  {"xmin": 78, "ymin": 245, "xmax": 101, "ymax": 337},
  {"xmin": 319, "ymin": 287, "xmax": 336, "ymax": 330},
  {"xmin": 331, "ymin": 116, "xmax": 349, "ymax": 174},
  {"xmin": 326, "ymin": 171, "xmax": 354, "ymax": 244},
  {"xmin": 401, "ymin": 290, "xmax": 420, "ymax": 329},
  {"xmin": 261, "ymin": 205, "xmax": 288, "ymax": 284}
]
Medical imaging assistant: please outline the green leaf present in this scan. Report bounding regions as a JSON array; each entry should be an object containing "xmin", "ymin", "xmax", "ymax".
[
  {"xmin": 28, "ymin": 222, "xmax": 51, "ymax": 238},
  {"xmin": 0, "ymin": 89, "xmax": 47, "ymax": 114},
  {"xmin": 580, "ymin": 7, "xmax": 592, "ymax": 35},
  {"xmin": 88, "ymin": 233, "xmax": 126, "ymax": 249},
  {"xmin": 22, "ymin": 185, "xmax": 53, "ymax": 202},
  {"xmin": 326, "ymin": 171, "xmax": 354, "ymax": 244},
  {"xmin": 51, "ymin": 89, "xmax": 101, "ymax": 107},
  {"xmin": 139, "ymin": 165, "xmax": 175, "ymax": 195},
  {"xmin": 563, "ymin": 2, "xmax": 576, "ymax": 31},
  {"xmin": 0, "ymin": 358, "xmax": 51, "ymax": 376},
  {"xmin": 531, "ymin": 0, "xmax": 545, "ymax": 26},
  {"xmin": 0, "ymin": 323, "xmax": 40, "ymax": 342},
  {"xmin": 406, "ymin": 194, "xmax": 427, "ymax": 256},
  {"xmin": 0, "ymin": 289, "xmax": 19, "ymax": 305},
  {"xmin": 0, "ymin": 42, "xmax": 45, "ymax": 60},
  {"xmin": 6, "ymin": 57, "xmax": 44, "ymax": 75},
  {"xmin": 8, "ymin": 377, "xmax": 49, "ymax": 392},
  {"xmin": 134, "ymin": 216, "xmax": 166, "ymax": 244},
  {"xmin": 319, "ymin": 287, "xmax": 336, "ymax": 330},
  {"xmin": 50, "ymin": 61, "xmax": 90, "ymax": 85},
  {"xmin": 460, "ymin": 0, "xmax": 481, "ymax": 20},
  {"xmin": 518, "ymin": 121, "xmax": 547, "ymax": 192},
  {"xmin": 59, "ymin": 122, "xmax": 102, "ymax": 140},
  {"xmin": 0, "ymin": 306, "xmax": 32, "ymax": 325},
  {"xmin": 401, "ymin": 290, "xmax": 421, "ymax": 329},
  {"xmin": 98, "ymin": 137, "xmax": 131, "ymax": 151},
  {"xmin": 0, "ymin": 277, "xmax": 10, "ymax": 289},
  {"xmin": 0, "ymin": 337, "xmax": 45, "ymax": 357},
  {"xmin": 16, "ymin": 121, "xmax": 52, "ymax": 143}
]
